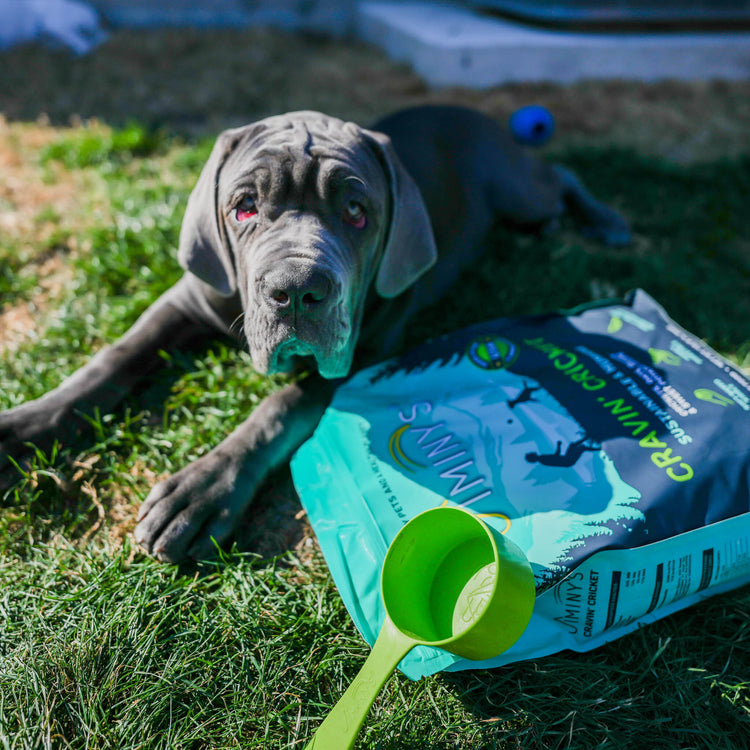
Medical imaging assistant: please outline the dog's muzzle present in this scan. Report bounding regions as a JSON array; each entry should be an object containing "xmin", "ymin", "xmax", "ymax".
[{"xmin": 245, "ymin": 259, "xmax": 355, "ymax": 379}]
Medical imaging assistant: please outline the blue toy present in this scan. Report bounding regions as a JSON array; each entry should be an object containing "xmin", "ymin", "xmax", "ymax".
[{"xmin": 509, "ymin": 105, "xmax": 555, "ymax": 147}]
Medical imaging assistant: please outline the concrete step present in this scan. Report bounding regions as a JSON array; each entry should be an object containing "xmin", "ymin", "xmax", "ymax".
[{"xmin": 357, "ymin": 1, "xmax": 750, "ymax": 86}]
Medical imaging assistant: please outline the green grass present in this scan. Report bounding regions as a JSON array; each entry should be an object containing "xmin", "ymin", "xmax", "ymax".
[
  {"xmin": 40, "ymin": 122, "xmax": 169, "ymax": 170},
  {"xmin": 1, "ymin": 123, "xmax": 749, "ymax": 748}
]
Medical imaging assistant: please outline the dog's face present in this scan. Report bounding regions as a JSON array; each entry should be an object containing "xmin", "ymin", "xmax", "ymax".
[
  {"xmin": 178, "ymin": 112, "xmax": 437, "ymax": 379},
  {"xmin": 222, "ymin": 118, "xmax": 390, "ymax": 378}
]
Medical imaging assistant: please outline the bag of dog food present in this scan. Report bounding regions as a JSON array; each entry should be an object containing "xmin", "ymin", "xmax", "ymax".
[{"xmin": 290, "ymin": 290, "xmax": 750, "ymax": 679}]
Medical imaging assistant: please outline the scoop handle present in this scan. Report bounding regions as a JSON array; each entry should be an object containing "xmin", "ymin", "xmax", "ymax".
[{"xmin": 304, "ymin": 617, "xmax": 415, "ymax": 750}]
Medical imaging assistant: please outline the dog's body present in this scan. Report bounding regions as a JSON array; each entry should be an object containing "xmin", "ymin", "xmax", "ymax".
[{"xmin": 0, "ymin": 105, "xmax": 630, "ymax": 561}]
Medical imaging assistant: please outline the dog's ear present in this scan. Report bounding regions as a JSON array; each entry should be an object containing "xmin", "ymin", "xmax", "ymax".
[
  {"xmin": 178, "ymin": 127, "xmax": 249, "ymax": 297},
  {"xmin": 363, "ymin": 129, "xmax": 437, "ymax": 298}
]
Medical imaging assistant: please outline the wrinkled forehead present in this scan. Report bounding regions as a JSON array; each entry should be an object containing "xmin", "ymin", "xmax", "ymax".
[{"xmin": 222, "ymin": 112, "xmax": 388, "ymax": 202}]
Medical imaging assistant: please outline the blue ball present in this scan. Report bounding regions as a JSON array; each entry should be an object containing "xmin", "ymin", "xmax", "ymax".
[{"xmin": 509, "ymin": 105, "xmax": 555, "ymax": 146}]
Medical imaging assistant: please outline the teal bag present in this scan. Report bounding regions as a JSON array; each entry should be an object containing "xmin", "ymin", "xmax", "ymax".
[{"xmin": 290, "ymin": 291, "xmax": 750, "ymax": 680}]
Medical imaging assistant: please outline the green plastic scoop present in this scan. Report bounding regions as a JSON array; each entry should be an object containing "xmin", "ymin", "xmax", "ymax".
[{"xmin": 304, "ymin": 505, "xmax": 535, "ymax": 749}]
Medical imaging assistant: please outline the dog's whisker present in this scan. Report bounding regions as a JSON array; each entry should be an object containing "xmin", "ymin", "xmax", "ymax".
[
  {"xmin": 229, "ymin": 313, "xmax": 245, "ymax": 333},
  {"xmin": 229, "ymin": 313, "xmax": 248, "ymax": 347}
]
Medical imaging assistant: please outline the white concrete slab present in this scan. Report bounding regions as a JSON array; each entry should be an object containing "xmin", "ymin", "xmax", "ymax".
[{"xmin": 357, "ymin": 1, "xmax": 750, "ymax": 86}]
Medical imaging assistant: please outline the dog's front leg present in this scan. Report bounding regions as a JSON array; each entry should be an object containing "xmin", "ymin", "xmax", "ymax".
[
  {"xmin": 133, "ymin": 375, "xmax": 336, "ymax": 563},
  {"xmin": 0, "ymin": 280, "xmax": 216, "ymax": 490}
]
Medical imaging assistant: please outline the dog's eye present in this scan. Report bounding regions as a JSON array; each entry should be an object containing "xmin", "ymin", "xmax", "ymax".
[
  {"xmin": 343, "ymin": 201, "xmax": 367, "ymax": 230},
  {"xmin": 235, "ymin": 196, "xmax": 258, "ymax": 222}
]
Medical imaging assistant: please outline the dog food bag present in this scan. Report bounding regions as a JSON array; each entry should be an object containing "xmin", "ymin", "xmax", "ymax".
[{"xmin": 290, "ymin": 290, "xmax": 750, "ymax": 680}]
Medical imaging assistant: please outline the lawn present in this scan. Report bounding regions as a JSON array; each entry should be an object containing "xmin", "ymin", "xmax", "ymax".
[{"xmin": 1, "ymin": 27, "xmax": 749, "ymax": 749}]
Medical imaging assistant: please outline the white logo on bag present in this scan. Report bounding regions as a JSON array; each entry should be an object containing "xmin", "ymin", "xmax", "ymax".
[{"xmin": 392, "ymin": 401, "xmax": 492, "ymax": 506}]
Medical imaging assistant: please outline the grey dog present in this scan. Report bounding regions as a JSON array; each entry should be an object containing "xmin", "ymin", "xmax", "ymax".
[{"xmin": 0, "ymin": 105, "xmax": 630, "ymax": 562}]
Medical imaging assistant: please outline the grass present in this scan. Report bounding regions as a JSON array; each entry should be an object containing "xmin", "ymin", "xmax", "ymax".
[{"xmin": 1, "ymin": 118, "xmax": 749, "ymax": 749}]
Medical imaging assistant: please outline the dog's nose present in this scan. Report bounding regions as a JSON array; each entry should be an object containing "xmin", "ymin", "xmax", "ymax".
[{"xmin": 261, "ymin": 267, "xmax": 332, "ymax": 312}]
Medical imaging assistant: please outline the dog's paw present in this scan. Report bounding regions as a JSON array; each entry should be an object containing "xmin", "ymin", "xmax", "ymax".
[
  {"xmin": 582, "ymin": 208, "xmax": 633, "ymax": 247},
  {"xmin": 0, "ymin": 400, "xmax": 70, "ymax": 491},
  {"xmin": 134, "ymin": 451, "xmax": 255, "ymax": 563}
]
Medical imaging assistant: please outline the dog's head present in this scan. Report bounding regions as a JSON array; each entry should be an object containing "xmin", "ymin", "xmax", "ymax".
[{"xmin": 178, "ymin": 111, "xmax": 436, "ymax": 379}]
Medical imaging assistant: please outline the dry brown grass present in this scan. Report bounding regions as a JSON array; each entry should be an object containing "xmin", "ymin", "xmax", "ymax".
[
  {"xmin": 1, "ymin": 28, "xmax": 748, "ymax": 161},
  {"xmin": 0, "ymin": 118, "xmax": 108, "ymax": 248},
  {"xmin": 0, "ymin": 118, "xmax": 114, "ymax": 345}
]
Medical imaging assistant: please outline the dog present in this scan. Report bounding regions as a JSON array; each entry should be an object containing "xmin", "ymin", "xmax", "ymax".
[{"xmin": 0, "ymin": 105, "xmax": 630, "ymax": 562}]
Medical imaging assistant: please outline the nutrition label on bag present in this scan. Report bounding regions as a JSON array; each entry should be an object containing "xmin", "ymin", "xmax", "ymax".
[{"xmin": 534, "ymin": 512, "xmax": 750, "ymax": 648}]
